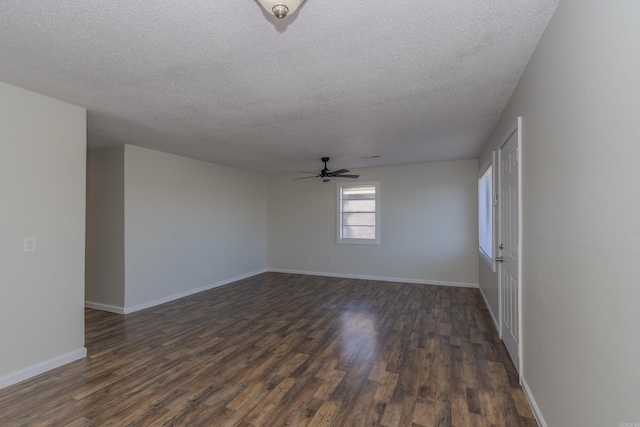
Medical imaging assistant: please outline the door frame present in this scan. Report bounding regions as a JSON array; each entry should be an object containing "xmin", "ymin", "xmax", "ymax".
[{"xmin": 497, "ymin": 116, "xmax": 523, "ymax": 377}]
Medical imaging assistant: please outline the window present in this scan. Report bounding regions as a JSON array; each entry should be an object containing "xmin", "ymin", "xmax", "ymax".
[
  {"xmin": 337, "ymin": 182, "xmax": 380, "ymax": 245},
  {"xmin": 478, "ymin": 163, "xmax": 494, "ymax": 266}
]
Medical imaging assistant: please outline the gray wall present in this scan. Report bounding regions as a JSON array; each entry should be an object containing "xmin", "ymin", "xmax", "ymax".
[
  {"xmin": 85, "ymin": 145, "xmax": 268, "ymax": 311},
  {"xmin": 123, "ymin": 145, "xmax": 267, "ymax": 309},
  {"xmin": 86, "ymin": 146, "xmax": 125, "ymax": 308},
  {"xmin": 478, "ymin": 1, "xmax": 640, "ymax": 425},
  {"xmin": 268, "ymin": 159, "xmax": 479, "ymax": 286},
  {"xmin": 0, "ymin": 81, "xmax": 86, "ymax": 383}
]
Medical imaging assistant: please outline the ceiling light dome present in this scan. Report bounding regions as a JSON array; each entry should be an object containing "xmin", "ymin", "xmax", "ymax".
[{"xmin": 257, "ymin": 0, "xmax": 304, "ymax": 19}]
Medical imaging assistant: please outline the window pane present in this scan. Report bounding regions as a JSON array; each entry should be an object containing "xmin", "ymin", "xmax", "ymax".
[
  {"xmin": 342, "ymin": 212, "xmax": 376, "ymax": 226},
  {"xmin": 338, "ymin": 183, "xmax": 379, "ymax": 244},
  {"xmin": 342, "ymin": 225, "xmax": 376, "ymax": 239},
  {"xmin": 478, "ymin": 165, "xmax": 493, "ymax": 259},
  {"xmin": 342, "ymin": 199, "xmax": 375, "ymax": 212},
  {"xmin": 342, "ymin": 186, "xmax": 375, "ymax": 199}
]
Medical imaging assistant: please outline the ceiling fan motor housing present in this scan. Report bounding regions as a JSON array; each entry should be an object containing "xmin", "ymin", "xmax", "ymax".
[{"xmin": 321, "ymin": 157, "xmax": 330, "ymax": 177}]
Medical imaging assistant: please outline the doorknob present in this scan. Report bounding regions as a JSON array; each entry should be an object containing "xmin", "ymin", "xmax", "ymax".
[{"xmin": 495, "ymin": 256, "xmax": 504, "ymax": 262}]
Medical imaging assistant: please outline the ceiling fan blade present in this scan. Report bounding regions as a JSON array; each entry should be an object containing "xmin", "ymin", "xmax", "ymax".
[
  {"xmin": 330, "ymin": 169, "xmax": 350, "ymax": 175},
  {"xmin": 295, "ymin": 159, "xmax": 357, "ymax": 181}
]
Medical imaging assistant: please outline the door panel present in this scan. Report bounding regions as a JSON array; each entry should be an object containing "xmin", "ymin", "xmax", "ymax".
[{"xmin": 499, "ymin": 127, "xmax": 520, "ymax": 372}]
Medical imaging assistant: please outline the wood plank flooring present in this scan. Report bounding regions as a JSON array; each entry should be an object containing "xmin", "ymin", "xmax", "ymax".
[{"xmin": 0, "ymin": 273, "xmax": 537, "ymax": 426}]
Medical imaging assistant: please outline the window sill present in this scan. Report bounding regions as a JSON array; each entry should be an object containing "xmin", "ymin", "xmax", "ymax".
[
  {"xmin": 479, "ymin": 250, "xmax": 495, "ymax": 273},
  {"xmin": 338, "ymin": 238, "xmax": 380, "ymax": 245}
]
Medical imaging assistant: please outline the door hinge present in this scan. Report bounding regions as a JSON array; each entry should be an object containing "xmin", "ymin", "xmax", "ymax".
[{"xmin": 494, "ymin": 193, "xmax": 498, "ymax": 206}]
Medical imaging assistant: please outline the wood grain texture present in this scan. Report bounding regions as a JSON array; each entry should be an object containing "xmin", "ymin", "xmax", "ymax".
[{"xmin": 0, "ymin": 273, "xmax": 536, "ymax": 426}]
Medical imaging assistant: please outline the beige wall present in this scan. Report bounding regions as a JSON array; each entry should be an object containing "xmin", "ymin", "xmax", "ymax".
[
  {"xmin": 123, "ymin": 145, "xmax": 267, "ymax": 309},
  {"xmin": 0, "ymin": 81, "xmax": 86, "ymax": 384},
  {"xmin": 479, "ymin": 1, "xmax": 640, "ymax": 425},
  {"xmin": 267, "ymin": 160, "xmax": 479, "ymax": 286},
  {"xmin": 86, "ymin": 146, "xmax": 125, "ymax": 308}
]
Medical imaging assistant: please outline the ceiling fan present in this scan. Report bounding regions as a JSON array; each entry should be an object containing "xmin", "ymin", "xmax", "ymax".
[{"xmin": 295, "ymin": 157, "xmax": 359, "ymax": 183}]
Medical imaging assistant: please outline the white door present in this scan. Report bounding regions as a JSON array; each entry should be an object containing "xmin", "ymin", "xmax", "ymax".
[{"xmin": 498, "ymin": 125, "xmax": 521, "ymax": 372}]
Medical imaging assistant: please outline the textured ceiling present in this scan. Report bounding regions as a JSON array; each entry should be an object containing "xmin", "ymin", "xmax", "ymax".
[{"xmin": 0, "ymin": 0, "xmax": 559, "ymax": 174}]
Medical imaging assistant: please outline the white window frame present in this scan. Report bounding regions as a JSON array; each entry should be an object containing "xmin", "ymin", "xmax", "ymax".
[
  {"xmin": 478, "ymin": 155, "xmax": 495, "ymax": 271},
  {"xmin": 337, "ymin": 181, "xmax": 380, "ymax": 245}
]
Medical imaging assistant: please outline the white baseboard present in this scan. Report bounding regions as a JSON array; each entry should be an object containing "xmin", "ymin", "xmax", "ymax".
[
  {"xmin": 87, "ymin": 269, "xmax": 476, "ymax": 316},
  {"xmin": 85, "ymin": 301, "xmax": 125, "ymax": 314},
  {"xmin": 267, "ymin": 268, "xmax": 478, "ymax": 288},
  {"xmin": 521, "ymin": 377, "xmax": 548, "ymax": 427},
  {"xmin": 0, "ymin": 347, "xmax": 87, "ymax": 390},
  {"xmin": 121, "ymin": 268, "xmax": 268, "ymax": 314},
  {"xmin": 479, "ymin": 286, "xmax": 500, "ymax": 333}
]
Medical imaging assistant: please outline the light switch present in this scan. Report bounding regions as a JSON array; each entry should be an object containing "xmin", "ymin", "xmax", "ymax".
[{"xmin": 24, "ymin": 237, "xmax": 36, "ymax": 253}]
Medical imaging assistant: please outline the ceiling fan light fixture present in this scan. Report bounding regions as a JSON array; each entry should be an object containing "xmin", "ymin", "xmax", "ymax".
[{"xmin": 257, "ymin": 0, "xmax": 304, "ymax": 19}]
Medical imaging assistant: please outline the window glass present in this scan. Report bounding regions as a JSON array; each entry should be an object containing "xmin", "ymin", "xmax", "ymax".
[
  {"xmin": 338, "ymin": 182, "xmax": 380, "ymax": 244},
  {"xmin": 478, "ymin": 165, "xmax": 493, "ymax": 263}
]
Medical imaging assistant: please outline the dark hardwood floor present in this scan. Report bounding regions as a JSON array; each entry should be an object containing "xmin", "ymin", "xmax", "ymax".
[{"xmin": 0, "ymin": 273, "xmax": 536, "ymax": 426}]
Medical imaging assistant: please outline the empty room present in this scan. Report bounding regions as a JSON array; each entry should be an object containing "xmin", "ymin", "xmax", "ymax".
[{"xmin": 1, "ymin": 1, "xmax": 638, "ymax": 426}]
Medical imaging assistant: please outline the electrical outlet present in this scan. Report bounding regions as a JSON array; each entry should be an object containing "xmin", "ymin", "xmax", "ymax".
[
  {"xmin": 329, "ymin": 257, "xmax": 334, "ymax": 263},
  {"xmin": 308, "ymin": 257, "xmax": 312, "ymax": 263},
  {"xmin": 206, "ymin": 267, "xmax": 212, "ymax": 275},
  {"xmin": 24, "ymin": 237, "xmax": 36, "ymax": 253}
]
